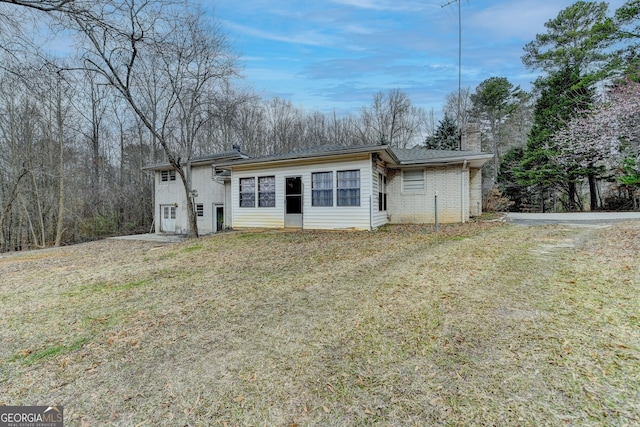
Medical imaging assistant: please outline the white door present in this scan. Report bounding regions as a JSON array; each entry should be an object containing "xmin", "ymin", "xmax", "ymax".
[{"xmin": 161, "ymin": 205, "xmax": 176, "ymax": 233}]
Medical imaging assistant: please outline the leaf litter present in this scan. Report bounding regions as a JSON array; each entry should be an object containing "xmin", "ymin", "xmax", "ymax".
[{"xmin": 0, "ymin": 221, "xmax": 638, "ymax": 426}]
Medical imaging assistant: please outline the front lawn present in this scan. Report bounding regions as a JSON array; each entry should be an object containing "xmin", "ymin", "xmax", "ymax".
[{"xmin": 1, "ymin": 222, "xmax": 638, "ymax": 426}]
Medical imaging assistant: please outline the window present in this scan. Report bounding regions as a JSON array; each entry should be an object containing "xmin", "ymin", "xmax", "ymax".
[
  {"xmin": 239, "ymin": 177, "xmax": 256, "ymax": 207},
  {"xmin": 337, "ymin": 170, "xmax": 360, "ymax": 206},
  {"xmin": 258, "ymin": 176, "xmax": 276, "ymax": 207},
  {"xmin": 378, "ymin": 173, "xmax": 387, "ymax": 211},
  {"xmin": 161, "ymin": 170, "xmax": 176, "ymax": 182},
  {"xmin": 163, "ymin": 205, "xmax": 176, "ymax": 220},
  {"xmin": 403, "ymin": 169, "xmax": 425, "ymax": 191},
  {"xmin": 196, "ymin": 203, "xmax": 204, "ymax": 217},
  {"xmin": 312, "ymin": 172, "xmax": 333, "ymax": 206}
]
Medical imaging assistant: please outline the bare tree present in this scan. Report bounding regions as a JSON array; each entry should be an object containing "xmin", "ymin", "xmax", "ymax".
[
  {"xmin": 357, "ymin": 89, "xmax": 426, "ymax": 148},
  {"xmin": 443, "ymin": 86, "xmax": 472, "ymax": 130},
  {"xmin": 265, "ymin": 97, "xmax": 304, "ymax": 154},
  {"xmin": 63, "ymin": 1, "xmax": 237, "ymax": 237},
  {"xmin": 232, "ymin": 95, "xmax": 268, "ymax": 156}
]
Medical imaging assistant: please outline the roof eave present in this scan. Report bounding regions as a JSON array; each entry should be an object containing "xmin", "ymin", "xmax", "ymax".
[
  {"xmin": 215, "ymin": 145, "xmax": 395, "ymax": 169},
  {"xmin": 396, "ymin": 153, "xmax": 493, "ymax": 168},
  {"xmin": 142, "ymin": 152, "xmax": 249, "ymax": 171}
]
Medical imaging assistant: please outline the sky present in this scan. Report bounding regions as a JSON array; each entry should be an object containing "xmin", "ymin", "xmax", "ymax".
[{"xmin": 208, "ymin": 0, "xmax": 628, "ymax": 116}]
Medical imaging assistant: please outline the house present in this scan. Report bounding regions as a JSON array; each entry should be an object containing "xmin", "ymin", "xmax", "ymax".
[
  {"xmin": 143, "ymin": 148, "xmax": 248, "ymax": 234},
  {"xmin": 145, "ymin": 126, "xmax": 492, "ymax": 233}
]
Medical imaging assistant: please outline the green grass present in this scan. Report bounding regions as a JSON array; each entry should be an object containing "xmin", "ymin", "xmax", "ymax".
[
  {"xmin": 0, "ymin": 222, "xmax": 638, "ymax": 426},
  {"xmin": 182, "ymin": 244, "xmax": 203, "ymax": 252},
  {"xmin": 9, "ymin": 337, "xmax": 90, "ymax": 366}
]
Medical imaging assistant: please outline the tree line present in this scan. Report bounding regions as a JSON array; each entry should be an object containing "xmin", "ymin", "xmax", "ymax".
[
  {"xmin": 0, "ymin": 0, "xmax": 638, "ymax": 249},
  {"xmin": 497, "ymin": 1, "xmax": 640, "ymax": 212},
  {"xmin": 0, "ymin": 0, "xmax": 443, "ymax": 248},
  {"xmin": 426, "ymin": 2, "xmax": 640, "ymax": 215}
]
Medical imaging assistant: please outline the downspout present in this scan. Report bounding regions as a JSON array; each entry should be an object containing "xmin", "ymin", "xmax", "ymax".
[
  {"xmin": 369, "ymin": 154, "xmax": 375, "ymax": 231},
  {"xmin": 461, "ymin": 160, "xmax": 467, "ymax": 223},
  {"xmin": 370, "ymin": 195, "xmax": 373, "ymax": 231}
]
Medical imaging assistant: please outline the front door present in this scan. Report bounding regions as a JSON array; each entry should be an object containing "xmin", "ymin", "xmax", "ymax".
[
  {"xmin": 284, "ymin": 176, "xmax": 303, "ymax": 228},
  {"xmin": 161, "ymin": 205, "xmax": 176, "ymax": 233}
]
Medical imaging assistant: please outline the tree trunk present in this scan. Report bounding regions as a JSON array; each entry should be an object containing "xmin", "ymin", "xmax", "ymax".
[
  {"xmin": 30, "ymin": 171, "xmax": 46, "ymax": 247},
  {"xmin": 172, "ymin": 161, "xmax": 198, "ymax": 238},
  {"xmin": 0, "ymin": 169, "xmax": 28, "ymax": 252},
  {"xmin": 54, "ymin": 83, "xmax": 65, "ymax": 247},
  {"xmin": 588, "ymin": 173, "xmax": 598, "ymax": 211},
  {"xmin": 568, "ymin": 181, "xmax": 577, "ymax": 212}
]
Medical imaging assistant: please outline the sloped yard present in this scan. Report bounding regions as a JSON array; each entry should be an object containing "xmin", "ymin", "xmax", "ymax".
[{"xmin": 1, "ymin": 221, "xmax": 638, "ymax": 426}]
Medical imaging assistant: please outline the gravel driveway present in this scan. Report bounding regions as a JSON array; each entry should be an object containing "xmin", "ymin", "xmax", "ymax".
[{"xmin": 507, "ymin": 212, "xmax": 640, "ymax": 226}]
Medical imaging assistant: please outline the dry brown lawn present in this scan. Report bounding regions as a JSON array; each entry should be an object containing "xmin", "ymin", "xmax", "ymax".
[{"xmin": 0, "ymin": 221, "xmax": 638, "ymax": 426}]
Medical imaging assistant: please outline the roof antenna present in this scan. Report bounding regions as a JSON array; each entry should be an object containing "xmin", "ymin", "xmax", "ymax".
[{"xmin": 441, "ymin": 0, "xmax": 463, "ymax": 150}]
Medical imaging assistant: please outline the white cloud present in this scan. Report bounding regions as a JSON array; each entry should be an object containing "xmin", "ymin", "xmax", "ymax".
[
  {"xmin": 330, "ymin": 0, "xmax": 428, "ymax": 12},
  {"xmin": 220, "ymin": 19, "xmax": 338, "ymax": 47}
]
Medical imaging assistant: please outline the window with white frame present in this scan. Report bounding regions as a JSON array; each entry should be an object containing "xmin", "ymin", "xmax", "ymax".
[
  {"xmin": 196, "ymin": 203, "xmax": 204, "ymax": 217},
  {"xmin": 161, "ymin": 170, "xmax": 176, "ymax": 182},
  {"xmin": 378, "ymin": 173, "xmax": 387, "ymax": 211},
  {"xmin": 403, "ymin": 169, "xmax": 425, "ymax": 191},
  {"xmin": 163, "ymin": 205, "xmax": 176, "ymax": 220},
  {"xmin": 312, "ymin": 172, "xmax": 333, "ymax": 206},
  {"xmin": 337, "ymin": 170, "xmax": 360, "ymax": 206},
  {"xmin": 239, "ymin": 177, "xmax": 256, "ymax": 207},
  {"xmin": 258, "ymin": 176, "xmax": 276, "ymax": 207}
]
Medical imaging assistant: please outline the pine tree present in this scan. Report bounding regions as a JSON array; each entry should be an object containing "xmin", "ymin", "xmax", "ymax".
[
  {"xmin": 516, "ymin": 67, "xmax": 594, "ymax": 211},
  {"xmin": 424, "ymin": 114, "xmax": 459, "ymax": 150}
]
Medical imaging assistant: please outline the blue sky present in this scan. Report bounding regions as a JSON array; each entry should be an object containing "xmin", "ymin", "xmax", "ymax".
[{"xmin": 210, "ymin": 0, "xmax": 627, "ymax": 115}]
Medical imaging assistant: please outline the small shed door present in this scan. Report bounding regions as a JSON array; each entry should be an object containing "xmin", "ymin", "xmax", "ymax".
[
  {"xmin": 161, "ymin": 205, "xmax": 176, "ymax": 233},
  {"xmin": 284, "ymin": 176, "xmax": 303, "ymax": 228}
]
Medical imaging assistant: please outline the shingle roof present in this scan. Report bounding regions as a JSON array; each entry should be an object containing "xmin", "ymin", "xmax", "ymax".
[
  {"xmin": 391, "ymin": 147, "xmax": 492, "ymax": 166},
  {"xmin": 143, "ymin": 149, "xmax": 248, "ymax": 171},
  {"xmin": 245, "ymin": 144, "xmax": 382, "ymax": 161},
  {"xmin": 391, "ymin": 148, "xmax": 469, "ymax": 162},
  {"xmin": 214, "ymin": 144, "xmax": 393, "ymax": 167},
  {"xmin": 145, "ymin": 144, "xmax": 493, "ymax": 171}
]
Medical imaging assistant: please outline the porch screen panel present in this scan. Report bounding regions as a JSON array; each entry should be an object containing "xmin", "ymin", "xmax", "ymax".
[
  {"xmin": 239, "ymin": 177, "xmax": 256, "ymax": 207},
  {"xmin": 337, "ymin": 170, "xmax": 360, "ymax": 206},
  {"xmin": 258, "ymin": 176, "xmax": 276, "ymax": 207},
  {"xmin": 312, "ymin": 172, "xmax": 333, "ymax": 206}
]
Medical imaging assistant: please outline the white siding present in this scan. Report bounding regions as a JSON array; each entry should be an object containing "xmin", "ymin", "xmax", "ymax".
[
  {"xmin": 371, "ymin": 164, "xmax": 389, "ymax": 228},
  {"xmin": 387, "ymin": 165, "xmax": 470, "ymax": 224},
  {"xmin": 153, "ymin": 165, "xmax": 226, "ymax": 234},
  {"xmin": 154, "ymin": 170, "xmax": 186, "ymax": 234},
  {"xmin": 224, "ymin": 181, "xmax": 232, "ymax": 229},
  {"xmin": 192, "ymin": 166, "xmax": 226, "ymax": 234},
  {"xmin": 230, "ymin": 156, "xmax": 374, "ymax": 230}
]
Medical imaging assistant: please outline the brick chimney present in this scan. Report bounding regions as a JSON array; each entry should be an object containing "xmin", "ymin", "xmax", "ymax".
[{"xmin": 461, "ymin": 123, "xmax": 481, "ymax": 152}]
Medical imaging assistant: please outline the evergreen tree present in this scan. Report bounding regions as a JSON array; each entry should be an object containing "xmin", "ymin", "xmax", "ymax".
[
  {"xmin": 518, "ymin": 1, "xmax": 615, "ymax": 211},
  {"xmin": 470, "ymin": 77, "xmax": 522, "ymax": 185},
  {"xmin": 516, "ymin": 67, "xmax": 594, "ymax": 211},
  {"xmin": 424, "ymin": 114, "xmax": 459, "ymax": 150},
  {"xmin": 498, "ymin": 146, "xmax": 529, "ymax": 212}
]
